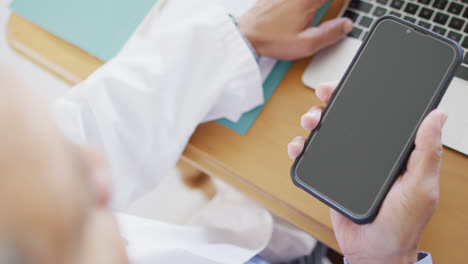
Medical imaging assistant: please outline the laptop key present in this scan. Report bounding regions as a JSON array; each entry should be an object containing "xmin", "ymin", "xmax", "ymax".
[
  {"xmin": 463, "ymin": 22, "xmax": 468, "ymax": 34},
  {"xmin": 447, "ymin": 31, "xmax": 462, "ymax": 42},
  {"xmin": 377, "ymin": 0, "xmax": 389, "ymax": 4},
  {"xmin": 418, "ymin": 0, "xmax": 431, "ymax": 4},
  {"xmin": 349, "ymin": 0, "xmax": 373, "ymax": 13},
  {"xmin": 390, "ymin": 11, "xmax": 402, "ymax": 17},
  {"xmin": 448, "ymin": 2, "xmax": 463, "ymax": 15},
  {"xmin": 419, "ymin": 7, "xmax": 434, "ymax": 19},
  {"xmin": 404, "ymin": 16, "xmax": 417, "ymax": 23},
  {"xmin": 463, "ymin": 8, "xmax": 468, "ymax": 18},
  {"xmin": 373, "ymin": 6, "xmax": 387, "ymax": 16},
  {"xmin": 432, "ymin": 0, "xmax": 448, "ymax": 10},
  {"xmin": 356, "ymin": 1, "xmax": 373, "ymax": 13},
  {"xmin": 418, "ymin": 21, "xmax": 431, "ymax": 28},
  {"xmin": 434, "ymin": 12, "xmax": 449, "ymax": 25},
  {"xmin": 390, "ymin": 0, "xmax": 405, "ymax": 10},
  {"xmin": 348, "ymin": 27, "xmax": 363, "ymax": 39},
  {"xmin": 464, "ymin": 53, "xmax": 468, "ymax": 65},
  {"xmin": 359, "ymin": 16, "xmax": 374, "ymax": 27},
  {"xmin": 344, "ymin": 10, "xmax": 360, "ymax": 22},
  {"xmin": 455, "ymin": 65, "xmax": 468, "ymax": 81},
  {"xmin": 405, "ymin": 3, "xmax": 419, "ymax": 14},
  {"xmin": 432, "ymin": 25, "xmax": 447, "ymax": 35},
  {"xmin": 448, "ymin": 17, "xmax": 465, "ymax": 30},
  {"xmin": 462, "ymin": 36, "xmax": 468, "ymax": 49}
]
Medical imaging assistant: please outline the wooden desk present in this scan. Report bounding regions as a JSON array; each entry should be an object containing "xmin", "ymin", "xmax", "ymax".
[{"xmin": 7, "ymin": 3, "xmax": 468, "ymax": 262}]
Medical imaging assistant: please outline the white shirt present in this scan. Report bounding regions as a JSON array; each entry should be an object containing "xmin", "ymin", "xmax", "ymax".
[{"xmin": 52, "ymin": 1, "xmax": 317, "ymax": 263}]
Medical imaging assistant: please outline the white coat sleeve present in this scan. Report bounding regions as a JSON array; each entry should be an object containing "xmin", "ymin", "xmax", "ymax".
[{"xmin": 52, "ymin": 3, "xmax": 263, "ymax": 211}]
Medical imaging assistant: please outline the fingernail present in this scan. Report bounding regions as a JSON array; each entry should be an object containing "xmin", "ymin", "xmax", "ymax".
[
  {"xmin": 440, "ymin": 112, "xmax": 448, "ymax": 127},
  {"xmin": 343, "ymin": 19, "xmax": 354, "ymax": 33},
  {"xmin": 288, "ymin": 141, "xmax": 301, "ymax": 159},
  {"xmin": 288, "ymin": 148, "xmax": 296, "ymax": 159},
  {"xmin": 316, "ymin": 85, "xmax": 328, "ymax": 101},
  {"xmin": 317, "ymin": 83, "xmax": 329, "ymax": 90},
  {"xmin": 293, "ymin": 136, "xmax": 303, "ymax": 142},
  {"xmin": 305, "ymin": 109, "xmax": 321, "ymax": 120}
]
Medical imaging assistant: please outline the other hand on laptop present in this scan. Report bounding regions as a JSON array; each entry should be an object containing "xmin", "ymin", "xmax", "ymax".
[{"xmin": 238, "ymin": 0, "xmax": 354, "ymax": 60}]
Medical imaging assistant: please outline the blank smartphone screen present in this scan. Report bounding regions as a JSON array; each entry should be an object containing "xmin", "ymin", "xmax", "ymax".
[{"xmin": 295, "ymin": 19, "xmax": 458, "ymax": 218}]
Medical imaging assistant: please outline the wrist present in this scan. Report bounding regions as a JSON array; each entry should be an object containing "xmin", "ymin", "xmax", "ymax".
[
  {"xmin": 240, "ymin": 31, "xmax": 264, "ymax": 57},
  {"xmin": 345, "ymin": 250, "xmax": 419, "ymax": 264},
  {"xmin": 236, "ymin": 17, "xmax": 266, "ymax": 57},
  {"xmin": 229, "ymin": 14, "xmax": 261, "ymax": 60}
]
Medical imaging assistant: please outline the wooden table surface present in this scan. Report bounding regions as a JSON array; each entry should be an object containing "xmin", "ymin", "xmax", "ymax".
[{"xmin": 7, "ymin": 2, "xmax": 468, "ymax": 262}]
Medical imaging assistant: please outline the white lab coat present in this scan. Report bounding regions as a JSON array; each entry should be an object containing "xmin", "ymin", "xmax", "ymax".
[{"xmin": 53, "ymin": 0, "xmax": 316, "ymax": 263}]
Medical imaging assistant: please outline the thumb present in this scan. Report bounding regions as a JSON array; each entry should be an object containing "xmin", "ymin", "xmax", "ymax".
[
  {"xmin": 299, "ymin": 17, "xmax": 353, "ymax": 56},
  {"xmin": 403, "ymin": 110, "xmax": 447, "ymax": 194}
]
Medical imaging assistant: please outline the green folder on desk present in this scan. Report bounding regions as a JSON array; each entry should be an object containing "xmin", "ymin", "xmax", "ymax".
[{"xmin": 10, "ymin": 0, "xmax": 331, "ymax": 135}]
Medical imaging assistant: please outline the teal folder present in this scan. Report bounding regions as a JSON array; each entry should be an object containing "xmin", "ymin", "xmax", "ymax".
[{"xmin": 10, "ymin": 0, "xmax": 331, "ymax": 135}]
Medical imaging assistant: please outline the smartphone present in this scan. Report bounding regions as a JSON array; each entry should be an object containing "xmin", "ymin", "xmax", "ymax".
[{"xmin": 291, "ymin": 16, "xmax": 462, "ymax": 224}]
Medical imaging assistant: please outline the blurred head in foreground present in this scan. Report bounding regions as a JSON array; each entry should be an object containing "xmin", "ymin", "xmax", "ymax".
[{"xmin": 0, "ymin": 66, "xmax": 128, "ymax": 264}]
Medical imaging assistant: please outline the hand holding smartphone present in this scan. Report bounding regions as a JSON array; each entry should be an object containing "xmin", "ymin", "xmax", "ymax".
[{"xmin": 291, "ymin": 16, "xmax": 462, "ymax": 224}]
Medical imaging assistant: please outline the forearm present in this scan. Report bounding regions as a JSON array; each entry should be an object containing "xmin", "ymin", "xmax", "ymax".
[{"xmin": 52, "ymin": 3, "xmax": 262, "ymax": 210}]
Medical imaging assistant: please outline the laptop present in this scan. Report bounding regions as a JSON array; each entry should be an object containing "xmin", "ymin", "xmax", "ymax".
[{"xmin": 302, "ymin": 0, "xmax": 468, "ymax": 156}]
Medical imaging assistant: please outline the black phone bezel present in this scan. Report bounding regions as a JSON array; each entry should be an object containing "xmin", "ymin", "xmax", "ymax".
[{"xmin": 290, "ymin": 15, "xmax": 463, "ymax": 225}]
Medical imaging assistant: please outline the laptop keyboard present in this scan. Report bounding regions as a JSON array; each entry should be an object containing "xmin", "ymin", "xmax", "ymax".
[{"xmin": 343, "ymin": 0, "xmax": 468, "ymax": 81}]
